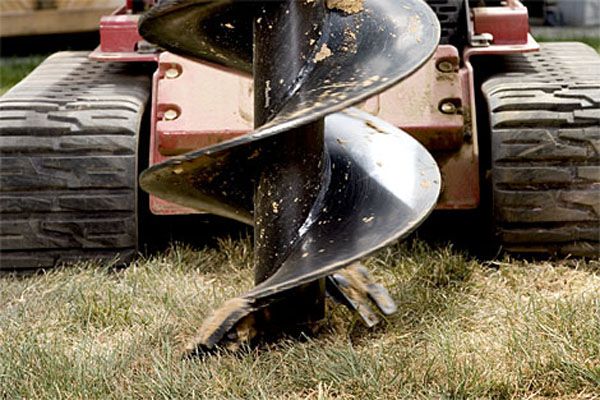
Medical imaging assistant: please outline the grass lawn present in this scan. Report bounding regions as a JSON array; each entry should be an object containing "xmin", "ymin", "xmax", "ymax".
[
  {"xmin": 1, "ymin": 34, "xmax": 599, "ymax": 399},
  {"xmin": 534, "ymin": 36, "xmax": 600, "ymax": 52},
  {"xmin": 0, "ymin": 55, "xmax": 46, "ymax": 96},
  {"xmin": 1, "ymin": 239, "xmax": 599, "ymax": 399}
]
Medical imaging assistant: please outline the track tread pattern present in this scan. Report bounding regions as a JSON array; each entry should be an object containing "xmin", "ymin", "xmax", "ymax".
[
  {"xmin": 0, "ymin": 52, "xmax": 150, "ymax": 269},
  {"xmin": 483, "ymin": 43, "xmax": 600, "ymax": 257},
  {"xmin": 425, "ymin": 0, "xmax": 464, "ymax": 45}
]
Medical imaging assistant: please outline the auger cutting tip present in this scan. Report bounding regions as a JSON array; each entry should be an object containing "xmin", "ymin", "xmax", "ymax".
[
  {"xmin": 328, "ymin": 262, "xmax": 398, "ymax": 326},
  {"xmin": 185, "ymin": 297, "xmax": 255, "ymax": 353}
]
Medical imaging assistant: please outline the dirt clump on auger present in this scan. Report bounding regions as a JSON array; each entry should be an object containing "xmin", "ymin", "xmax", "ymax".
[{"xmin": 326, "ymin": 0, "xmax": 365, "ymax": 14}]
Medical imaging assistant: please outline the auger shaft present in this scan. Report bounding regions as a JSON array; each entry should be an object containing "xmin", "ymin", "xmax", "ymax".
[
  {"xmin": 253, "ymin": 0, "xmax": 328, "ymax": 326},
  {"xmin": 253, "ymin": 123, "xmax": 326, "ymax": 284}
]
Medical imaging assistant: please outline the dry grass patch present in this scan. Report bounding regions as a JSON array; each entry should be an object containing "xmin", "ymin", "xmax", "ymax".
[{"xmin": 0, "ymin": 239, "xmax": 598, "ymax": 399}]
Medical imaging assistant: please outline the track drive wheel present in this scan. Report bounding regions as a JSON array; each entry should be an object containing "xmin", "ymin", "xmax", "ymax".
[
  {"xmin": 0, "ymin": 52, "xmax": 151, "ymax": 270},
  {"xmin": 483, "ymin": 43, "xmax": 600, "ymax": 257}
]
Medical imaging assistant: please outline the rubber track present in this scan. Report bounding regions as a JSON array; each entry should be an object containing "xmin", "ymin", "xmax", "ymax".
[
  {"xmin": 0, "ymin": 52, "xmax": 150, "ymax": 269},
  {"xmin": 425, "ymin": 0, "xmax": 464, "ymax": 45},
  {"xmin": 483, "ymin": 43, "xmax": 600, "ymax": 257}
]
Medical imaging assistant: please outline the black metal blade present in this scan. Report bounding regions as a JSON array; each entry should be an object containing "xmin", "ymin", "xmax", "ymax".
[
  {"xmin": 140, "ymin": 0, "xmax": 440, "ymax": 132},
  {"xmin": 141, "ymin": 108, "xmax": 440, "ymax": 297}
]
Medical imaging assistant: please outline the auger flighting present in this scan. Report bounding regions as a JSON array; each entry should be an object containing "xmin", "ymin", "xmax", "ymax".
[{"xmin": 138, "ymin": 0, "xmax": 442, "ymax": 353}]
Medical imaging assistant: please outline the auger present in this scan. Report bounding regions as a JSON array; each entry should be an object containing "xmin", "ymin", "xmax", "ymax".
[{"xmin": 137, "ymin": 0, "xmax": 441, "ymax": 352}]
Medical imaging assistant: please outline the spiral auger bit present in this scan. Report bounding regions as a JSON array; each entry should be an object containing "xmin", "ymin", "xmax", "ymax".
[{"xmin": 139, "ymin": 0, "xmax": 441, "ymax": 355}]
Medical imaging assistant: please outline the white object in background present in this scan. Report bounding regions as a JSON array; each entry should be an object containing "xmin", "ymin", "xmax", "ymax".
[{"xmin": 557, "ymin": 0, "xmax": 600, "ymax": 26}]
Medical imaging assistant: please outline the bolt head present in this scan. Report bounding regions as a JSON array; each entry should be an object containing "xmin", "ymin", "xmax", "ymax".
[
  {"xmin": 440, "ymin": 102, "xmax": 457, "ymax": 114},
  {"xmin": 163, "ymin": 109, "xmax": 179, "ymax": 121},
  {"xmin": 437, "ymin": 61, "xmax": 455, "ymax": 73},
  {"xmin": 165, "ymin": 68, "xmax": 180, "ymax": 79}
]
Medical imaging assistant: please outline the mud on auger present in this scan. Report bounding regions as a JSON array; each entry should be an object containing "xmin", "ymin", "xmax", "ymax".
[{"xmin": 139, "ymin": 0, "xmax": 441, "ymax": 354}]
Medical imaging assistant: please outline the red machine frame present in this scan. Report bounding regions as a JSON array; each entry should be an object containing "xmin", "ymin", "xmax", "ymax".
[{"xmin": 90, "ymin": 0, "xmax": 539, "ymax": 215}]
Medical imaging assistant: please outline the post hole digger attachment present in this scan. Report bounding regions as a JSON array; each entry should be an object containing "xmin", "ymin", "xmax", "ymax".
[{"xmin": 138, "ymin": 0, "xmax": 441, "ymax": 353}]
